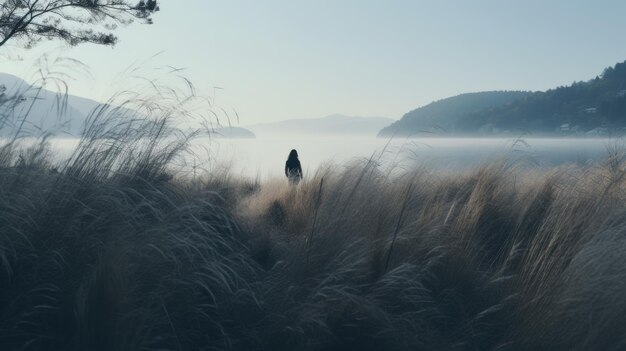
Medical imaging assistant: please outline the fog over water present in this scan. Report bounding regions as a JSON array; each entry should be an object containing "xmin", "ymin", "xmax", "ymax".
[
  {"xmin": 43, "ymin": 136, "xmax": 618, "ymax": 179},
  {"xmin": 197, "ymin": 137, "xmax": 617, "ymax": 179}
]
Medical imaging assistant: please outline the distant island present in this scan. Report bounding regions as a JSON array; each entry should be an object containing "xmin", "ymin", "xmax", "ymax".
[
  {"xmin": 209, "ymin": 126, "xmax": 256, "ymax": 139},
  {"xmin": 379, "ymin": 59, "xmax": 626, "ymax": 137},
  {"xmin": 246, "ymin": 114, "xmax": 395, "ymax": 136}
]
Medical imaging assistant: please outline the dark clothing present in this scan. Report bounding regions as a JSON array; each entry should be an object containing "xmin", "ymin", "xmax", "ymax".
[{"xmin": 285, "ymin": 159, "xmax": 303, "ymax": 183}]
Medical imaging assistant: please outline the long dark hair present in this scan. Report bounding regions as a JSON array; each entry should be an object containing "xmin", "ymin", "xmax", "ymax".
[{"xmin": 287, "ymin": 149, "xmax": 299, "ymax": 162}]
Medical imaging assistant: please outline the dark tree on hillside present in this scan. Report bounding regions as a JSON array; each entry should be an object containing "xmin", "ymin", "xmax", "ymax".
[{"xmin": 0, "ymin": 0, "xmax": 158, "ymax": 49}]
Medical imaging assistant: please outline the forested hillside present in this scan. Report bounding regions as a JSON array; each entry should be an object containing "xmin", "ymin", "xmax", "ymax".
[
  {"xmin": 378, "ymin": 91, "xmax": 531, "ymax": 137},
  {"xmin": 461, "ymin": 60, "xmax": 626, "ymax": 134},
  {"xmin": 379, "ymin": 60, "xmax": 626, "ymax": 137}
]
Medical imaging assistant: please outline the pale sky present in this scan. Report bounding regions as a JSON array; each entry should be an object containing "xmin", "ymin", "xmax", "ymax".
[{"xmin": 2, "ymin": 0, "xmax": 626, "ymax": 124}]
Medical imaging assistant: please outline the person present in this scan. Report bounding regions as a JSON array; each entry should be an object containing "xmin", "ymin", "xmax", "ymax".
[{"xmin": 285, "ymin": 149, "xmax": 303, "ymax": 184}]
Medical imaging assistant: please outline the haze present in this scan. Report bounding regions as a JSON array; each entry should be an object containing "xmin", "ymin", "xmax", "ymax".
[{"xmin": 2, "ymin": 0, "xmax": 626, "ymax": 125}]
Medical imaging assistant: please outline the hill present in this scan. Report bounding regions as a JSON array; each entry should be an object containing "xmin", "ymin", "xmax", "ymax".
[
  {"xmin": 379, "ymin": 60, "xmax": 626, "ymax": 137},
  {"xmin": 0, "ymin": 73, "xmax": 138, "ymax": 136},
  {"xmin": 0, "ymin": 73, "xmax": 88, "ymax": 136},
  {"xmin": 378, "ymin": 91, "xmax": 532, "ymax": 137},
  {"xmin": 460, "ymin": 60, "xmax": 626, "ymax": 135},
  {"xmin": 246, "ymin": 114, "xmax": 395, "ymax": 137}
]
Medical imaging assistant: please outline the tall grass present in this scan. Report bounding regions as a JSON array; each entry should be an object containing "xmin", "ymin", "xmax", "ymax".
[
  {"xmin": 237, "ymin": 155, "xmax": 626, "ymax": 351},
  {"xmin": 3, "ymin": 132, "xmax": 626, "ymax": 350},
  {"xmin": 2, "ymin": 69, "xmax": 626, "ymax": 350}
]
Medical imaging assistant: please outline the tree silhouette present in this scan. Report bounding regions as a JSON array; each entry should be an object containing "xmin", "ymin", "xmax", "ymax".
[{"xmin": 0, "ymin": 0, "xmax": 159, "ymax": 49}]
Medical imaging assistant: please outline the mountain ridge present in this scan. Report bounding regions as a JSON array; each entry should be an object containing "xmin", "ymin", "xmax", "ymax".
[
  {"xmin": 0, "ymin": 73, "xmax": 91, "ymax": 136},
  {"xmin": 246, "ymin": 114, "xmax": 395, "ymax": 136}
]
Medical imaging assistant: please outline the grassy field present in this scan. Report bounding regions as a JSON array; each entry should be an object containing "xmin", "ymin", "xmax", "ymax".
[
  {"xmin": 1, "ymin": 127, "xmax": 626, "ymax": 350},
  {"xmin": 1, "ymin": 75, "xmax": 625, "ymax": 350}
]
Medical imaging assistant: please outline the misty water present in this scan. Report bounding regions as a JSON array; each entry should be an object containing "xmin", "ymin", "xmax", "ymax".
[
  {"xmin": 194, "ymin": 137, "xmax": 617, "ymax": 179},
  {"xmin": 43, "ymin": 136, "xmax": 619, "ymax": 179}
]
